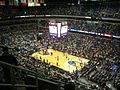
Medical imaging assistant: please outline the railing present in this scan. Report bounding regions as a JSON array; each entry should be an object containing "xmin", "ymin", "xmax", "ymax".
[{"xmin": 0, "ymin": 61, "xmax": 63, "ymax": 90}]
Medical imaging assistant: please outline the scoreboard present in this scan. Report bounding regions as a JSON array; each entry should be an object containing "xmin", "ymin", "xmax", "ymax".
[
  {"xmin": 61, "ymin": 22, "xmax": 68, "ymax": 36},
  {"xmin": 49, "ymin": 21, "xmax": 68, "ymax": 38},
  {"xmin": 49, "ymin": 22, "xmax": 58, "ymax": 37}
]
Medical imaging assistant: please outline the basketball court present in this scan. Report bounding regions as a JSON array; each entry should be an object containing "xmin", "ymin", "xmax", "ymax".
[{"xmin": 32, "ymin": 49, "xmax": 89, "ymax": 73}]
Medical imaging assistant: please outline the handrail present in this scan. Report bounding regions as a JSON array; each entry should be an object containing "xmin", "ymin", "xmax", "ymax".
[
  {"xmin": 1, "ymin": 14, "xmax": 120, "ymax": 23},
  {"xmin": 0, "ymin": 61, "xmax": 37, "ymax": 75},
  {"xmin": 16, "ymin": 15, "xmax": 120, "ymax": 22},
  {"xmin": 0, "ymin": 61, "xmax": 61, "ymax": 86},
  {"xmin": 0, "ymin": 61, "xmax": 37, "ymax": 87},
  {"xmin": 0, "ymin": 84, "xmax": 37, "ymax": 87}
]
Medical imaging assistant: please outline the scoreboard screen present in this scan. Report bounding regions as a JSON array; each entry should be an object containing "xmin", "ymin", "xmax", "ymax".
[
  {"xmin": 49, "ymin": 21, "xmax": 68, "ymax": 38},
  {"xmin": 61, "ymin": 21, "xmax": 68, "ymax": 36},
  {"xmin": 49, "ymin": 22, "xmax": 57, "ymax": 37}
]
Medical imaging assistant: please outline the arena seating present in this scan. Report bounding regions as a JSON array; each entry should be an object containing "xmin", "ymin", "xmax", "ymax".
[
  {"xmin": 39, "ymin": 5, "xmax": 120, "ymax": 19},
  {"xmin": 68, "ymin": 20, "xmax": 120, "ymax": 36},
  {"xmin": 0, "ymin": 28, "xmax": 119, "ymax": 89},
  {"xmin": 0, "ymin": 1, "xmax": 120, "ymax": 90},
  {"xmin": 0, "ymin": 3, "xmax": 120, "ymax": 19}
]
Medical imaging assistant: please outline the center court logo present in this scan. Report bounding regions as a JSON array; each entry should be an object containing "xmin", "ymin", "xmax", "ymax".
[
  {"xmin": 68, "ymin": 61, "xmax": 76, "ymax": 65},
  {"xmin": 68, "ymin": 60, "xmax": 84, "ymax": 66}
]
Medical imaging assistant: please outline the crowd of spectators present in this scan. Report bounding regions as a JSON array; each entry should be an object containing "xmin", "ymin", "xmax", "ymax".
[
  {"xmin": 1, "ymin": 4, "xmax": 120, "ymax": 19},
  {"xmin": 68, "ymin": 20, "xmax": 120, "ymax": 36},
  {"xmin": 0, "ymin": 1, "xmax": 120, "ymax": 89},
  {"xmin": 0, "ymin": 28, "xmax": 119, "ymax": 89},
  {"xmin": 39, "ymin": 5, "xmax": 120, "ymax": 19},
  {"xmin": 0, "ymin": 30, "xmax": 75, "ymax": 84},
  {"xmin": 0, "ymin": 15, "xmax": 120, "ymax": 90}
]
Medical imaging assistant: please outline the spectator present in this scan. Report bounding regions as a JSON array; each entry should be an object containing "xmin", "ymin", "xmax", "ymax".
[{"xmin": 0, "ymin": 47, "xmax": 17, "ymax": 65}]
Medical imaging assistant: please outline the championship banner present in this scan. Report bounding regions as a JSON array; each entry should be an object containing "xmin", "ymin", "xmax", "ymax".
[{"xmin": 20, "ymin": 0, "xmax": 27, "ymax": 6}]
